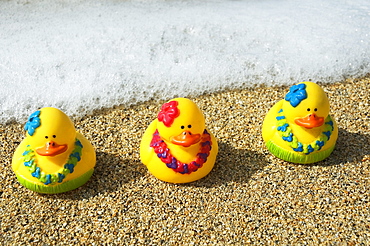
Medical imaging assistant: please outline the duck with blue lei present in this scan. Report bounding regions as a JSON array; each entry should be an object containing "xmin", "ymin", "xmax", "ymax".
[
  {"xmin": 12, "ymin": 107, "xmax": 96, "ymax": 193},
  {"xmin": 262, "ymin": 81, "xmax": 338, "ymax": 164}
]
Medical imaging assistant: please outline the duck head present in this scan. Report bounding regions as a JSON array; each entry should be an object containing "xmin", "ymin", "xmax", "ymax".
[
  {"xmin": 282, "ymin": 82, "xmax": 330, "ymax": 129},
  {"xmin": 157, "ymin": 98, "xmax": 206, "ymax": 148},
  {"xmin": 24, "ymin": 107, "xmax": 76, "ymax": 157}
]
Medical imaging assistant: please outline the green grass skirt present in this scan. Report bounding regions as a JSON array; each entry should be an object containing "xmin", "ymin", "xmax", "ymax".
[
  {"xmin": 266, "ymin": 141, "xmax": 336, "ymax": 164},
  {"xmin": 16, "ymin": 169, "xmax": 94, "ymax": 194}
]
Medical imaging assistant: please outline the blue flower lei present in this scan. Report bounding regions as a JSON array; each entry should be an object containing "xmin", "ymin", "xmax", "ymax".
[
  {"xmin": 22, "ymin": 139, "xmax": 83, "ymax": 185},
  {"xmin": 24, "ymin": 110, "xmax": 41, "ymax": 136},
  {"xmin": 276, "ymin": 109, "xmax": 334, "ymax": 155},
  {"xmin": 285, "ymin": 84, "xmax": 307, "ymax": 107}
]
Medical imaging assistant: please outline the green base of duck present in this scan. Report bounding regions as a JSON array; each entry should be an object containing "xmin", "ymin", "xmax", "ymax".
[
  {"xmin": 15, "ymin": 169, "xmax": 94, "ymax": 194},
  {"xmin": 266, "ymin": 141, "xmax": 335, "ymax": 164}
]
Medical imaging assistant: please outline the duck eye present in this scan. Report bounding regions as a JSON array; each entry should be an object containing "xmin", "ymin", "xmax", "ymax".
[
  {"xmin": 181, "ymin": 126, "xmax": 185, "ymax": 129},
  {"xmin": 307, "ymin": 108, "xmax": 311, "ymax": 111},
  {"xmin": 314, "ymin": 108, "xmax": 318, "ymax": 112},
  {"xmin": 188, "ymin": 125, "xmax": 192, "ymax": 128},
  {"xmin": 53, "ymin": 135, "xmax": 56, "ymax": 138},
  {"xmin": 45, "ymin": 136, "xmax": 48, "ymax": 139}
]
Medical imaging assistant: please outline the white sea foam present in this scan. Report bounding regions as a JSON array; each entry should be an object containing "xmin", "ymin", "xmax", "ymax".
[{"xmin": 0, "ymin": 0, "xmax": 369, "ymax": 123}]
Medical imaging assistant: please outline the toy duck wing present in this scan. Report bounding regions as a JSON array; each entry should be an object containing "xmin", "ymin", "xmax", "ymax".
[
  {"xmin": 140, "ymin": 120, "xmax": 158, "ymax": 166},
  {"xmin": 262, "ymin": 100, "xmax": 284, "ymax": 142},
  {"xmin": 76, "ymin": 132, "xmax": 96, "ymax": 170},
  {"xmin": 330, "ymin": 115, "xmax": 339, "ymax": 142},
  {"xmin": 209, "ymin": 130, "xmax": 219, "ymax": 155}
]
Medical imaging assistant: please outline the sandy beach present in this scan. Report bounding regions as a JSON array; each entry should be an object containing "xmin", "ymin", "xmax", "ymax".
[{"xmin": 0, "ymin": 77, "xmax": 369, "ymax": 245}]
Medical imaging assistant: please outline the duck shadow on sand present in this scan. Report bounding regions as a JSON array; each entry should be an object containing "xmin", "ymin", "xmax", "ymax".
[
  {"xmin": 186, "ymin": 141, "xmax": 269, "ymax": 188},
  {"xmin": 43, "ymin": 128, "xmax": 368, "ymax": 199},
  {"xmin": 46, "ymin": 143, "xmax": 267, "ymax": 199},
  {"xmin": 44, "ymin": 151, "xmax": 146, "ymax": 200},
  {"xmin": 306, "ymin": 127, "xmax": 369, "ymax": 167},
  {"xmin": 188, "ymin": 127, "xmax": 370, "ymax": 187}
]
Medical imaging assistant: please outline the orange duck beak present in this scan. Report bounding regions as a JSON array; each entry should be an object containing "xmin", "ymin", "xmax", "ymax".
[
  {"xmin": 295, "ymin": 114, "xmax": 324, "ymax": 129},
  {"xmin": 171, "ymin": 131, "xmax": 201, "ymax": 147},
  {"xmin": 36, "ymin": 141, "xmax": 68, "ymax": 156}
]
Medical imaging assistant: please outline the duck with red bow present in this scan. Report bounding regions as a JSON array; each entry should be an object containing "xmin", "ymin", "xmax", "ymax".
[{"xmin": 140, "ymin": 98, "xmax": 218, "ymax": 183}]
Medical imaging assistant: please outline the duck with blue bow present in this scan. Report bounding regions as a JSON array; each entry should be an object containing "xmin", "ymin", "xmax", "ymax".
[{"xmin": 262, "ymin": 82, "xmax": 338, "ymax": 164}]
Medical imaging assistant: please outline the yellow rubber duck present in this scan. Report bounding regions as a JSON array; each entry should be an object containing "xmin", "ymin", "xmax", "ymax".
[
  {"xmin": 140, "ymin": 98, "xmax": 218, "ymax": 183},
  {"xmin": 12, "ymin": 107, "xmax": 96, "ymax": 193},
  {"xmin": 262, "ymin": 82, "xmax": 338, "ymax": 164}
]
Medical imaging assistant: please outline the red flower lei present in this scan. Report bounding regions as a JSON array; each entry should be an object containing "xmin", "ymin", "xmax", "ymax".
[
  {"xmin": 157, "ymin": 101, "xmax": 180, "ymax": 127},
  {"xmin": 150, "ymin": 129, "xmax": 212, "ymax": 174}
]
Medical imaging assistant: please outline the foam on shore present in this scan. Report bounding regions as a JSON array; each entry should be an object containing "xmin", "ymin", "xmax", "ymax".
[{"xmin": 1, "ymin": 0, "xmax": 370, "ymax": 123}]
